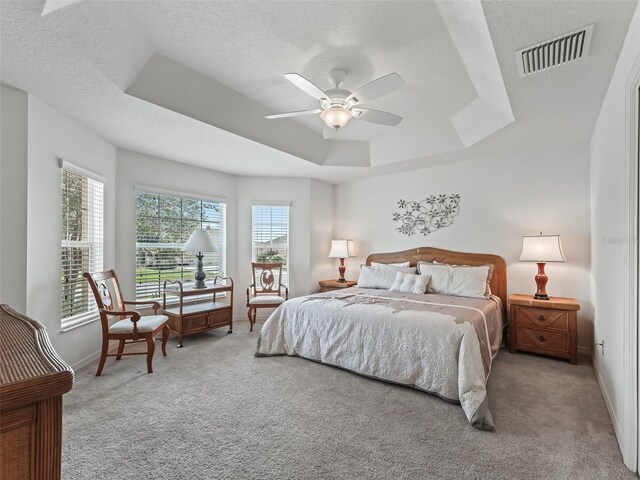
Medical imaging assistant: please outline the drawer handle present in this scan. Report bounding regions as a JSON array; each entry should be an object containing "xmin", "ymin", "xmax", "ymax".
[
  {"xmin": 539, "ymin": 335, "xmax": 545, "ymax": 342},
  {"xmin": 538, "ymin": 315, "xmax": 545, "ymax": 321}
]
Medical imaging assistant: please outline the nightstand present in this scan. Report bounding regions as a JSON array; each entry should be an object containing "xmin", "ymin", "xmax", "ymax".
[
  {"xmin": 509, "ymin": 294, "xmax": 580, "ymax": 364},
  {"xmin": 319, "ymin": 279, "xmax": 357, "ymax": 292}
]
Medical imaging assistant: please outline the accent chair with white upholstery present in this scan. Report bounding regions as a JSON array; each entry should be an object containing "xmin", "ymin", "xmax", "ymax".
[
  {"xmin": 84, "ymin": 270, "xmax": 170, "ymax": 376},
  {"xmin": 246, "ymin": 262, "xmax": 288, "ymax": 332}
]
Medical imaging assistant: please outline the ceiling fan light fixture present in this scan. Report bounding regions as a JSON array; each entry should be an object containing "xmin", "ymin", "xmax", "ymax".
[
  {"xmin": 267, "ymin": 70, "xmax": 405, "ymax": 134},
  {"xmin": 320, "ymin": 106, "xmax": 352, "ymax": 129}
]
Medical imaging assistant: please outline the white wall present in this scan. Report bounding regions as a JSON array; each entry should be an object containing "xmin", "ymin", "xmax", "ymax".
[
  {"xmin": 117, "ymin": 158, "xmax": 334, "ymax": 325},
  {"xmin": 236, "ymin": 177, "xmax": 334, "ymax": 318},
  {"xmin": 590, "ymin": 4, "xmax": 640, "ymax": 469},
  {"xmin": 2, "ymin": 92, "xmax": 334, "ymax": 364},
  {"xmin": 0, "ymin": 84, "xmax": 28, "ymax": 312},
  {"xmin": 26, "ymin": 95, "xmax": 117, "ymax": 368},
  {"xmin": 114, "ymin": 149, "xmax": 239, "ymax": 304},
  {"xmin": 309, "ymin": 179, "xmax": 335, "ymax": 292},
  {"xmin": 335, "ymin": 141, "xmax": 593, "ymax": 347}
]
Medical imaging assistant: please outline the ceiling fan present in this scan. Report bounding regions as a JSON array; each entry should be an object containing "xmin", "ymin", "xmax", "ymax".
[{"xmin": 265, "ymin": 69, "xmax": 405, "ymax": 139}]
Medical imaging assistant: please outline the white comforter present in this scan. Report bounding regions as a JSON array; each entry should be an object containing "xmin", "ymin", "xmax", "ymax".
[{"xmin": 256, "ymin": 288, "xmax": 504, "ymax": 430}]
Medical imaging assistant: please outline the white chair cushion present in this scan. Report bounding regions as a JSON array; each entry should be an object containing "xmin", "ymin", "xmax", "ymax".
[
  {"xmin": 109, "ymin": 315, "xmax": 168, "ymax": 334},
  {"xmin": 249, "ymin": 295, "xmax": 286, "ymax": 305}
]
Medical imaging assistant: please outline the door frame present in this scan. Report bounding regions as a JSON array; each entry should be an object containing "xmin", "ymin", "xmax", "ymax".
[{"xmin": 623, "ymin": 55, "xmax": 640, "ymax": 472}]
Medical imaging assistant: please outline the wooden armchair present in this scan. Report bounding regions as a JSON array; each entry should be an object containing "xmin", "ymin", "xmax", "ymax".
[
  {"xmin": 84, "ymin": 270, "xmax": 170, "ymax": 376},
  {"xmin": 246, "ymin": 262, "xmax": 288, "ymax": 332}
]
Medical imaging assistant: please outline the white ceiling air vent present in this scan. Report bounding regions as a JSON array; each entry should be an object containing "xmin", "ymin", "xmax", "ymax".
[{"xmin": 516, "ymin": 24, "xmax": 594, "ymax": 77}]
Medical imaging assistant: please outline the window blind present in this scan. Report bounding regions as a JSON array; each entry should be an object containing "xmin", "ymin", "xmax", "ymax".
[
  {"xmin": 60, "ymin": 166, "xmax": 104, "ymax": 328},
  {"xmin": 135, "ymin": 191, "xmax": 227, "ymax": 300},
  {"xmin": 252, "ymin": 204, "xmax": 289, "ymax": 286}
]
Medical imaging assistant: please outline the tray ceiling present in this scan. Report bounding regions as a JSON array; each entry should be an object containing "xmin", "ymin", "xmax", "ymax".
[{"xmin": 1, "ymin": 0, "xmax": 636, "ymax": 182}]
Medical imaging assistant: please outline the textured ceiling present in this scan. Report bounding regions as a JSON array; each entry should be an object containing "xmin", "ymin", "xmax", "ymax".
[
  {"xmin": 1, "ymin": 0, "xmax": 637, "ymax": 183},
  {"xmin": 123, "ymin": 0, "xmax": 513, "ymax": 168}
]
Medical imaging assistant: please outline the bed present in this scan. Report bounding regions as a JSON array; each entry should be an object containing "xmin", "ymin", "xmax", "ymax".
[{"xmin": 255, "ymin": 247, "xmax": 507, "ymax": 430}]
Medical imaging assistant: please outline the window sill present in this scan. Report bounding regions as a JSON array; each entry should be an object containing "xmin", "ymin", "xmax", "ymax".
[{"xmin": 61, "ymin": 313, "xmax": 100, "ymax": 332}]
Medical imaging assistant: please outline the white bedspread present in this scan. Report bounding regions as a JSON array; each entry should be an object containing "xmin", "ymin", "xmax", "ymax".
[{"xmin": 256, "ymin": 288, "xmax": 504, "ymax": 430}]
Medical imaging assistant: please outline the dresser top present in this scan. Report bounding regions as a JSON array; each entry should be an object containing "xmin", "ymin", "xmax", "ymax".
[
  {"xmin": 0, "ymin": 305, "xmax": 74, "ymax": 410},
  {"xmin": 508, "ymin": 294, "xmax": 580, "ymax": 311}
]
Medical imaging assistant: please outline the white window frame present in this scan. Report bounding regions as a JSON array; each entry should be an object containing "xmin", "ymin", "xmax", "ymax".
[
  {"xmin": 59, "ymin": 159, "xmax": 105, "ymax": 331},
  {"xmin": 134, "ymin": 187, "xmax": 227, "ymax": 302},
  {"xmin": 251, "ymin": 202, "xmax": 290, "ymax": 288}
]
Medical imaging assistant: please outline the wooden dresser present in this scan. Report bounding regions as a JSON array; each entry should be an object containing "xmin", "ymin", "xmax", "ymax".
[
  {"xmin": 0, "ymin": 305, "xmax": 74, "ymax": 480},
  {"xmin": 508, "ymin": 294, "xmax": 580, "ymax": 364}
]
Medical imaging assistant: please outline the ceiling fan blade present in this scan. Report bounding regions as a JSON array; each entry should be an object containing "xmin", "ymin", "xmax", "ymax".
[
  {"xmin": 284, "ymin": 73, "xmax": 332, "ymax": 101},
  {"xmin": 355, "ymin": 108, "xmax": 403, "ymax": 126},
  {"xmin": 346, "ymin": 73, "xmax": 405, "ymax": 104},
  {"xmin": 323, "ymin": 125, "xmax": 337, "ymax": 139},
  {"xmin": 265, "ymin": 109, "xmax": 322, "ymax": 119}
]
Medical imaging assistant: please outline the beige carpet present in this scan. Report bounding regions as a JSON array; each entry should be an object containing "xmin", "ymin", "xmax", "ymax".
[{"xmin": 62, "ymin": 322, "xmax": 633, "ymax": 479}]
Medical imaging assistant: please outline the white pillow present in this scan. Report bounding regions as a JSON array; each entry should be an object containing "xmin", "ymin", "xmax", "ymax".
[
  {"xmin": 357, "ymin": 265, "xmax": 416, "ymax": 289},
  {"xmin": 389, "ymin": 272, "xmax": 431, "ymax": 294},
  {"xmin": 448, "ymin": 266, "xmax": 490, "ymax": 298},
  {"xmin": 417, "ymin": 262, "xmax": 490, "ymax": 299},
  {"xmin": 371, "ymin": 261, "xmax": 411, "ymax": 268},
  {"xmin": 417, "ymin": 263, "xmax": 450, "ymax": 293},
  {"xmin": 431, "ymin": 260, "xmax": 494, "ymax": 296}
]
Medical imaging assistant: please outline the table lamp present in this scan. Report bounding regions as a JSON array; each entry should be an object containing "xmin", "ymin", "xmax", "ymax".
[
  {"xmin": 328, "ymin": 239, "xmax": 355, "ymax": 283},
  {"xmin": 183, "ymin": 229, "xmax": 217, "ymax": 289},
  {"xmin": 518, "ymin": 233, "xmax": 565, "ymax": 300}
]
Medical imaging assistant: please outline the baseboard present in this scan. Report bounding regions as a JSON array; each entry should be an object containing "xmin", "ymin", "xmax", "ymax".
[
  {"xmin": 592, "ymin": 356, "xmax": 624, "ymax": 455},
  {"xmin": 69, "ymin": 349, "xmax": 101, "ymax": 371}
]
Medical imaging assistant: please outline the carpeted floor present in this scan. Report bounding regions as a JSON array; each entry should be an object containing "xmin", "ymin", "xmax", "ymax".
[{"xmin": 62, "ymin": 322, "xmax": 633, "ymax": 480}]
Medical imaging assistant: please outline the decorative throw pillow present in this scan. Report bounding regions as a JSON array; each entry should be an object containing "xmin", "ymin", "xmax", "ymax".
[
  {"xmin": 357, "ymin": 265, "xmax": 417, "ymax": 290},
  {"xmin": 389, "ymin": 272, "xmax": 431, "ymax": 294},
  {"xmin": 371, "ymin": 261, "xmax": 411, "ymax": 268}
]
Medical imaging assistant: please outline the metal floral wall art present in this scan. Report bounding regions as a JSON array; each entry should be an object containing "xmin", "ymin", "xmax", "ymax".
[{"xmin": 393, "ymin": 194, "xmax": 461, "ymax": 236}]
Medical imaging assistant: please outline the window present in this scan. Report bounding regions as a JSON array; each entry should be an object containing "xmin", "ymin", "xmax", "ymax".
[
  {"xmin": 60, "ymin": 163, "xmax": 104, "ymax": 328},
  {"xmin": 135, "ymin": 190, "xmax": 226, "ymax": 300},
  {"xmin": 252, "ymin": 204, "xmax": 289, "ymax": 286}
]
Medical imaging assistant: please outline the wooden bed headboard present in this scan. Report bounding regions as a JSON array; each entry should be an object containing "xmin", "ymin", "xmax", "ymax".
[{"xmin": 365, "ymin": 247, "xmax": 508, "ymax": 309}]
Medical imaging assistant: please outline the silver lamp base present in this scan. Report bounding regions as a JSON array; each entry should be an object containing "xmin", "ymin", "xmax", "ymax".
[{"xmin": 194, "ymin": 252, "xmax": 207, "ymax": 289}]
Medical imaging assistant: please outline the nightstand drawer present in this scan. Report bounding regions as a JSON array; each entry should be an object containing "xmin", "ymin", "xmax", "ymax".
[
  {"xmin": 517, "ymin": 327, "xmax": 569, "ymax": 354},
  {"xmin": 519, "ymin": 308, "xmax": 569, "ymax": 331}
]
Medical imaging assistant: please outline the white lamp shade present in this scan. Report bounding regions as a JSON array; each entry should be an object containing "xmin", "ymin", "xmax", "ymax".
[
  {"xmin": 183, "ymin": 229, "xmax": 217, "ymax": 253},
  {"xmin": 519, "ymin": 234, "xmax": 565, "ymax": 263},
  {"xmin": 321, "ymin": 107, "xmax": 353, "ymax": 128},
  {"xmin": 328, "ymin": 239, "xmax": 356, "ymax": 258}
]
